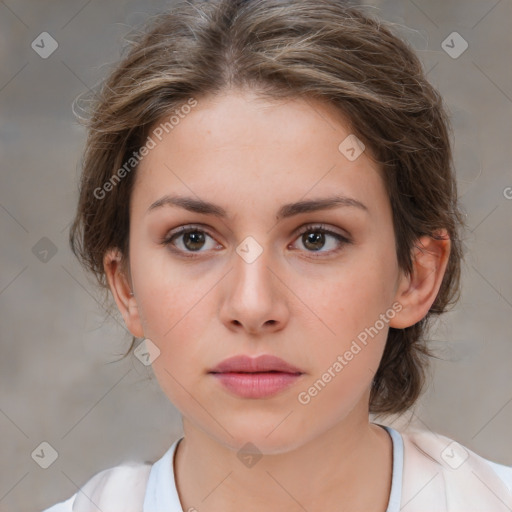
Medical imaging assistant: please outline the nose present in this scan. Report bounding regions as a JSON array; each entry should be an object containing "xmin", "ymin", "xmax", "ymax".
[{"xmin": 218, "ymin": 240, "xmax": 290, "ymax": 336}]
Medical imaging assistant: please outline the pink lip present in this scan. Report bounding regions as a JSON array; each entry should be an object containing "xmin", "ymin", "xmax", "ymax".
[
  {"xmin": 209, "ymin": 355, "xmax": 304, "ymax": 399},
  {"xmin": 210, "ymin": 354, "xmax": 303, "ymax": 374}
]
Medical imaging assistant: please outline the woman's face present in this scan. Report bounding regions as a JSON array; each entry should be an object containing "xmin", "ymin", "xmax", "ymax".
[{"xmin": 120, "ymin": 89, "xmax": 407, "ymax": 453}]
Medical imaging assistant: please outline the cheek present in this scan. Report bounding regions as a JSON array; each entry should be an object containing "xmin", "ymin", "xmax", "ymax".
[
  {"xmin": 311, "ymin": 254, "xmax": 397, "ymax": 345},
  {"xmin": 145, "ymin": 301, "xmax": 209, "ymax": 411},
  {"xmin": 295, "ymin": 275, "xmax": 392, "ymax": 417},
  {"xmin": 130, "ymin": 260, "xmax": 213, "ymax": 384},
  {"xmin": 299, "ymin": 245, "xmax": 398, "ymax": 390},
  {"xmin": 137, "ymin": 284, "xmax": 207, "ymax": 364},
  {"xmin": 129, "ymin": 238, "xmax": 210, "ymax": 336}
]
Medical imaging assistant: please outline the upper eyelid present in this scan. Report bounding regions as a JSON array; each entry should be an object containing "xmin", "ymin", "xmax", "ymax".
[
  {"xmin": 165, "ymin": 222, "xmax": 348, "ymax": 237},
  {"xmin": 164, "ymin": 223, "xmax": 351, "ymax": 247}
]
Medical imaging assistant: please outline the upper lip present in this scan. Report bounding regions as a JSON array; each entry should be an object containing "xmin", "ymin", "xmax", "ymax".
[{"xmin": 209, "ymin": 354, "xmax": 303, "ymax": 374}]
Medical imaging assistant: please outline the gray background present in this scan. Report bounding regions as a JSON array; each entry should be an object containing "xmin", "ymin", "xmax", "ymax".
[{"xmin": 0, "ymin": 1, "xmax": 511, "ymax": 510}]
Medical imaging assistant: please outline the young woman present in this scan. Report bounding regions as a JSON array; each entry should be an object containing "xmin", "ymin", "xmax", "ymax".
[{"xmin": 44, "ymin": 0, "xmax": 512, "ymax": 510}]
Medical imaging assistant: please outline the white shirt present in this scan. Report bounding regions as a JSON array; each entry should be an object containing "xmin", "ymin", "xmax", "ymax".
[{"xmin": 42, "ymin": 425, "xmax": 512, "ymax": 512}]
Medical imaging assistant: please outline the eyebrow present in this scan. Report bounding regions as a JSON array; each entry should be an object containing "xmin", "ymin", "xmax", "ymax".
[{"xmin": 146, "ymin": 194, "xmax": 368, "ymax": 220}]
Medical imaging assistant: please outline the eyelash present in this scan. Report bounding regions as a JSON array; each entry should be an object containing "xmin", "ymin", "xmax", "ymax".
[{"xmin": 160, "ymin": 223, "xmax": 352, "ymax": 259}]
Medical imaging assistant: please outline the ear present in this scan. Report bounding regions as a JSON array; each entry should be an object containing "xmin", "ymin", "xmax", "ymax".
[
  {"xmin": 389, "ymin": 229, "xmax": 451, "ymax": 329},
  {"xmin": 103, "ymin": 248, "xmax": 145, "ymax": 338}
]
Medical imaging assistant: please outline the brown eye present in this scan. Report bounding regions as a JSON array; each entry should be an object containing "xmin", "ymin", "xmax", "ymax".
[
  {"xmin": 162, "ymin": 226, "xmax": 220, "ymax": 255},
  {"xmin": 302, "ymin": 231, "xmax": 327, "ymax": 251},
  {"xmin": 292, "ymin": 224, "xmax": 351, "ymax": 256},
  {"xmin": 181, "ymin": 230, "xmax": 206, "ymax": 251}
]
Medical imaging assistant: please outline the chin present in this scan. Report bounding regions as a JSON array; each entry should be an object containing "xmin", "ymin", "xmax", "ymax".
[{"xmin": 207, "ymin": 413, "xmax": 311, "ymax": 455}]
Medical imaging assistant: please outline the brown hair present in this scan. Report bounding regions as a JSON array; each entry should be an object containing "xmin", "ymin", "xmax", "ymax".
[{"xmin": 69, "ymin": 0, "xmax": 466, "ymax": 415}]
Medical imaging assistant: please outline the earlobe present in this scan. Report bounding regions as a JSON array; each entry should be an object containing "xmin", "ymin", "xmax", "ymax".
[
  {"xmin": 389, "ymin": 230, "xmax": 451, "ymax": 329},
  {"xmin": 103, "ymin": 249, "xmax": 145, "ymax": 338}
]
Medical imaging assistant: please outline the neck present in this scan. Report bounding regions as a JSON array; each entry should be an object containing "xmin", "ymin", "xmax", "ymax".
[{"xmin": 174, "ymin": 412, "xmax": 393, "ymax": 512}]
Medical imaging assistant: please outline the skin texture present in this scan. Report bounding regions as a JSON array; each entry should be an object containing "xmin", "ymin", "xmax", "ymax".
[{"xmin": 104, "ymin": 88, "xmax": 451, "ymax": 511}]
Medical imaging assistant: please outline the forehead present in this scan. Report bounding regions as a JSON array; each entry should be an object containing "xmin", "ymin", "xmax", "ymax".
[{"xmin": 132, "ymin": 89, "xmax": 387, "ymax": 219}]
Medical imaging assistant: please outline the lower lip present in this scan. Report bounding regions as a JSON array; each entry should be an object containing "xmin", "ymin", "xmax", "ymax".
[{"xmin": 210, "ymin": 372, "xmax": 303, "ymax": 398}]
